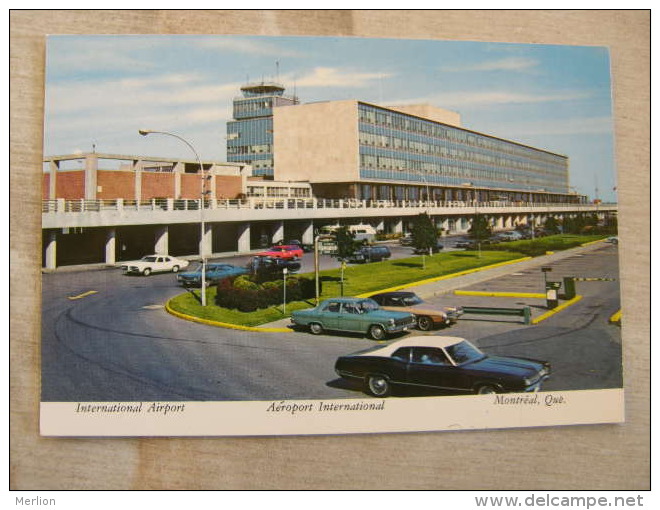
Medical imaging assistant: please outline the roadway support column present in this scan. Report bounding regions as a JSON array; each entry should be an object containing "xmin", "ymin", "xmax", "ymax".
[
  {"xmin": 271, "ymin": 221, "xmax": 284, "ymax": 244},
  {"xmin": 154, "ymin": 226, "xmax": 169, "ymax": 255},
  {"xmin": 105, "ymin": 228, "xmax": 117, "ymax": 266},
  {"xmin": 301, "ymin": 220, "xmax": 314, "ymax": 245},
  {"xmin": 45, "ymin": 230, "xmax": 57, "ymax": 270},
  {"xmin": 393, "ymin": 219, "xmax": 403, "ymax": 234},
  {"xmin": 237, "ymin": 222, "xmax": 251, "ymax": 253}
]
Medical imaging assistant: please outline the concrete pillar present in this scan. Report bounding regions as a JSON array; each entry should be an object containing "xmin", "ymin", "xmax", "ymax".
[
  {"xmin": 200, "ymin": 223, "xmax": 212, "ymax": 258},
  {"xmin": 505, "ymin": 216, "xmax": 513, "ymax": 229},
  {"xmin": 154, "ymin": 226, "xmax": 169, "ymax": 255},
  {"xmin": 237, "ymin": 222, "xmax": 251, "ymax": 253},
  {"xmin": 393, "ymin": 219, "xmax": 403, "ymax": 234},
  {"xmin": 301, "ymin": 220, "xmax": 314, "ymax": 245},
  {"xmin": 48, "ymin": 160, "xmax": 58, "ymax": 199},
  {"xmin": 105, "ymin": 228, "xmax": 117, "ymax": 266},
  {"xmin": 272, "ymin": 221, "xmax": 284, "ymax": 244},
  {"xmin": 173, "ymin": 161, "xmax": 183, "ymax": 198},
  {"xmin": 375, "ymin": 219, "xmax": 385, "ymax": 233},
  {"xmin": 135, "ymin": 166, "xmax": 142, "ymax": 202},
  {"xmin": 45, "ymin": 231, "xmax": 57, "ymax": 270},
  {"xmin": 496, "ymin": 216, "xmax": 504, "ymax": 230},
  {"xmin": 84, "ymin": 153, "xmax": 99, "ymax": 200}
]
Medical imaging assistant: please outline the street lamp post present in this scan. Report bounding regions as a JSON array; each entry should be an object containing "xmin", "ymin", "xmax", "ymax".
[{"xmin": 138, "ymin": 129, "xmax": 210, "ymax": 306}]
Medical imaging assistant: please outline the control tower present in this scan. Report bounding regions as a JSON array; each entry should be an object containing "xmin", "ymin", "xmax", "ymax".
[{"xmin": 226, "ymin": 81, "xmax": 299, "ymax": 178}]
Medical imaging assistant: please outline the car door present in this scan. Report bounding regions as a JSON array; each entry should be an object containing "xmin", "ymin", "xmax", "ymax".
[
  {"xmin": 335, "ymin": 302, "xmax": 364, "ymax": 332},
  {"xmin": 319, "ymin": 301, "xmax": 342, "ymax": 329},
  {"xmin": 407, "ymin": 347, "xmax": 458, "ymax": 390},
  {"xmin": 155, "ymin": 256, "xmax": 167, "ymax": 272}
]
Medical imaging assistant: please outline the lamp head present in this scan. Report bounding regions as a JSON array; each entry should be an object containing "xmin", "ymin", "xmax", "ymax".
[{"xmin": 138, "ymin": 129, "xmax": 152, "ymax": 136}]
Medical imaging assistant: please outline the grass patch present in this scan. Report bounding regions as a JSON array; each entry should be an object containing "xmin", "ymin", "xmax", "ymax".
[
  {"xmin": 167, "ymin": 250, "xmax": 524, "ymax": 327},
  {"xmin": 490, "ymin": 234, "xmax": 609, "ymax": 257}
]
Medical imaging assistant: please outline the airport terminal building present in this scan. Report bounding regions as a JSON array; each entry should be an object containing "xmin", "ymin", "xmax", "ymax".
[
  {"xmin": 227, "ymin": 82, "xmax": 577, "ymax": 205},
  {"xmin": 42, "ymin": 81, "xmax": 604, "ymax": 268}
]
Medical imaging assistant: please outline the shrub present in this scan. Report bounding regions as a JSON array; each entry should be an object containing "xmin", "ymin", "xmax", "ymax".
[{"xmin": 215, "ymin": 275, "xmax": 316, "ymax": 312}]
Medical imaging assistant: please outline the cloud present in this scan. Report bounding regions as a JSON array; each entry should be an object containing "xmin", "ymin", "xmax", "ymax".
[
  {"xmin": 46, "ymin": 73, "xmax": 239, "ymax": 116},
  {"xmin": 294, "ymin": 67, "xmax": 393, "ymax": 88},
  {"xmin": 441, "ymin": 57, "xmax": 539, "ymax": 73}
]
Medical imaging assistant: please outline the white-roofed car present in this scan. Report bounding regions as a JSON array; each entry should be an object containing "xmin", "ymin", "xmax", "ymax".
[
  {"xmin": 334, "ymin": 336, "xmax": 550, "ymax": 397},
  {"xmin": 120, "ymin": 255, "xmax": 190, "ymax": 276}
]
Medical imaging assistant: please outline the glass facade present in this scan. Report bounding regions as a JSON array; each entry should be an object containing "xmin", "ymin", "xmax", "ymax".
[
  {"xmin": 357, "ymin": 103, "xmax": 569, "ymax": 195},
  {"xmin": 226, "ymin": 83, "xmax": 297, "ymax": 178}
]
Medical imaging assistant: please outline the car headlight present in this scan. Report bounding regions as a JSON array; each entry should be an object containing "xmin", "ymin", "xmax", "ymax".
[{"xmin": 388, "ymin": 318, "xmax": 395, "ymax": 326}]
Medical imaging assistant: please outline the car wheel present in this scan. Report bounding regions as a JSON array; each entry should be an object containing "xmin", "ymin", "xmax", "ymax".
[
  {"xmin": 172, "ymin": 265, "xmax": 180, "ymax": 273},
  {"xmin": 366, "ymin": 374, "xmax": 391, "ymax": 397},
  {"xmin": 142, "ymin": 268, "xmax": 152, "ymax": 276},
  {"xmin": 309, "ymin": 323, "xmax": 324, "ymax": 335},
  {"xmin": 417, "ymin": 315, "xmax": 434, "ymax": 331},
  {"xmin": 476, "ymin": 384, "xmax": 498, "ymax": 395},
  {"xmin": 368, "ymin": 324, "xmax": 387, "ymax": 341}
]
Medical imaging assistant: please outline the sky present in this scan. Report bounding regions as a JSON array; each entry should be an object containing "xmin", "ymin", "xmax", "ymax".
[{"xmin": 44, "ymin": 35, "xmax": 617, "ymax": 202}]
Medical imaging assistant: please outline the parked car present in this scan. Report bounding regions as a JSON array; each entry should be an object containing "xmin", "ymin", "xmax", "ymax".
[
  {"xmin": 606, "ymin": 236, "xmax": 619, "ymax": 244},
  {"xmin": 287, "ymin": 239, "xmax": 313, "ymax": 252},
  {"xmin": 248, "ymin": 255, "xmax": 301, "ymax": 279},
  {"xmin": 347, "ymin": 245, "xmax": 391, "ymax": 263},
  {"xmin": 257, "ymin": 245, "xmax": 303, "ymax": 260},
  {"xmin": 176, "ymin": 263, "xmax": 248, "ymax": 287},
  {"xmin": 291, "ymin": 297, "xmax": 416, "ymax": 341},
  {"xmin": 334, "ymin": 336, "xmax": 551, "ymax": 397},
  {"xmin": 399, "ymin": 235, "xmax": 414, "ymax": 246},
  {"xmin": 453, "ymin": 240, "xmax": 472, "ymax": 249},
  {"xmin": 412, "ymin": 241, "xmax": 445, "ymax": 255},
  {"xmin": 121, "ymin": 255, "xmax": 190, "ymax": 276},
  {"xmin": 494, "ymin": 231, "xmax": 523, "ymax": 242},
  {"xmin": 369, "ymin": 291, "xmax": 463, "ymax": 330}
]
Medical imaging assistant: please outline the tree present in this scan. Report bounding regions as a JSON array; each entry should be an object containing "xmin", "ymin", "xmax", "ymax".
[
  {"xmin": 334, "ymin": 226, "xmax": 361, "ymax": 261},
  {"xmin": 468, "ymin": 214, "xmax": 491, "ymax": 242},
  {"xmin": 544, "ymin": 216, "xmax": 561, "ymax": 235},
  {"xmin": 333, "ymin": 226, "xmax": 362, "ymax": 296},
  {"xmin": 411, "ymin": 213, "xmax": 438, "ymax": 255}
]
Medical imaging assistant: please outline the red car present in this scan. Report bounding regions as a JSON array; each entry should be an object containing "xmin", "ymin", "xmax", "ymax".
[{"xmin": 257, "ymin": 245, "xmax": 303, "ymax": 260}]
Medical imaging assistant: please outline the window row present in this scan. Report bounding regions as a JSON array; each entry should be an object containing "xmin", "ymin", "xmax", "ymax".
[
  {"xmin": 358, "ymin": 131, "xmax": 566, "ymax": 175},
  {"xmin": 358, "ymin": 105, "xmax": 565, "ymax": 167}
]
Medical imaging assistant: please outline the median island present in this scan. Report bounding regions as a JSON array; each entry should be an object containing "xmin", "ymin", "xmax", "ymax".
[{"xmin": 166, "ymin": 234, "xmax": 610, "ymax": 328}]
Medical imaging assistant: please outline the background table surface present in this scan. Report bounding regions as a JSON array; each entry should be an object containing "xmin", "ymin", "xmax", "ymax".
[{"xmin": 9, "ymin": 10, "xmax": 650, "ymax": 490}]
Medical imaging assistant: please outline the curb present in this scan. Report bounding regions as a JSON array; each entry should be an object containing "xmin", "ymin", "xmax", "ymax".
[
  {"xmin": 165, "ymin": 256, "xmax": 532, "ymax": 331},
  {"xmin": 165, "ymin": 300, "xmax": 291, "ymax": 333},
  {"xmin": 609, "ymin": 309, "xmax": 622, "ymax": 324},
  {"xmin": 531, "ymin": 295, "xmax": 583, "ymax": 325}
]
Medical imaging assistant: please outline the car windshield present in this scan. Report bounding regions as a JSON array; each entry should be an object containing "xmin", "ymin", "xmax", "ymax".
[
  {"xmin": 402, "ymin": 295, "xmax": 423, "ymax": 306},
  {"xmin": 358, "ymin": 299, "xmax": 380, "ymax": 312},
  {"xmin": 141, "ymin": 256, "xmax": 158, "ymax": 262},
  {"xmin": 445, "ymin": 340, "xmax": 486, "ymax": 365}
]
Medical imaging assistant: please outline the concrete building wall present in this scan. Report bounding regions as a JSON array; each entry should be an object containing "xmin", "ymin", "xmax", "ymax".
[
  {"xmin": 43, "ymin": 174, "xmax": 50, "ymax": 199},
  {"xmin": 273, "ymin": 100, "xmax": 359, "ymax": 183}
]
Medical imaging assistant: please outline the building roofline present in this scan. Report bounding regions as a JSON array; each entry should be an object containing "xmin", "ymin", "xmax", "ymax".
[
  {"xmin": 357, "ymin": 100, "xmax": 569, "ymax": 160},
  {"xmin": 43, "ymin": 152, "xmax": 246, "ymax": 167}
]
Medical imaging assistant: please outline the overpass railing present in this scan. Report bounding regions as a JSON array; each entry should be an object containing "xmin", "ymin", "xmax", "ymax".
[{"xmin": 42, "ymin": 197, "xmax": 613, "ymax": 214}]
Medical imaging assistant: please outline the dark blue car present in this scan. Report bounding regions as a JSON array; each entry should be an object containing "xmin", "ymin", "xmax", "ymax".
[{"xmin": 176, "ymin": 263, "xmax": 248, "ymax": 287}]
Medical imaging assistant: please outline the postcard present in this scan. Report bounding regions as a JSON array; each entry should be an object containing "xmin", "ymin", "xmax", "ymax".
[{"xmin": 40, "ymin": 35, "xmax": 623, "ymax": 436}]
